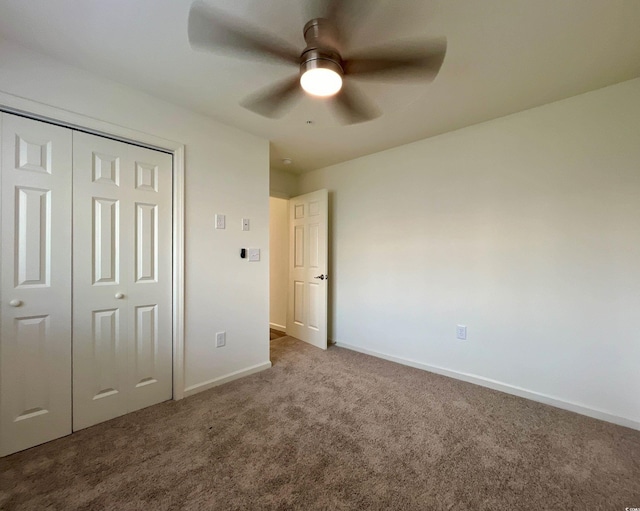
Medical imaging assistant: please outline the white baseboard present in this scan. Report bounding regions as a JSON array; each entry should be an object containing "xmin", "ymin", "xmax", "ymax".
[
  {"xmin": 269, "ymin": 323, "xmax": 286, "ymax": 332},
  {"xmin": 183, "ymin": 361, "xmax": 272, "ymax": 398},
  {"xmin": 335, "ymin": 341, "xmax": 640, "ymax": 431}
]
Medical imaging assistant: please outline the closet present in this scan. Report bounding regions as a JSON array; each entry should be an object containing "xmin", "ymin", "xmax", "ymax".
[{"xmin": 0, "ymin": 113, "xmax": 173, "ymax": 456}]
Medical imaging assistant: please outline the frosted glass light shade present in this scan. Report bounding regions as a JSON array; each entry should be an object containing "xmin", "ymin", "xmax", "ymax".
[{"xmin": 300, "ymin": 68, "xmax": 343, "ymax": 97}]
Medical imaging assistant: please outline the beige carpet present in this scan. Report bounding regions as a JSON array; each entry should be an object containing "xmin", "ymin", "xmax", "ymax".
[
  {"xmin": 270, "ymin": 328, "xmax": 287, "ymax": 341},
  {"xmin": 1, "ymin": 336, "xmax": 639, "ymax": 510}
]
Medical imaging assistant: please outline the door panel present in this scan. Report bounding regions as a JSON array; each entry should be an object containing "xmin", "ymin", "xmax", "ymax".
[
  {"xmin": 93, "ymin": 197, "xmax": 120, "ymax": 284},
  {"xmin": 73, "ymin": 135, "xmax": 128, "ymax": 429},
  {"xmin": 1, "ymin": 114, "xmax": 173, "ymax": 453},
  {"xmin": 0, "ymin": 113, "xmax": 72, "ymax": 456},
  {"xmin": 294, "ymin": 225, "xmax": 304, "ymax": 267},
  {"xmin": 72, "ymin": 133, "xmax": 172, "ymax": 430},
  {"xmin": 15, "ymin": 186, "xmax": 50, "ymax": 287},
  {"xmin": 91, "ymin": 307, "xmax": 121, "ymax": 401},
  {"xmin": 133, "ymin": 304, "xmax": 158, "ymax": 388},
  {"xmin": 12, "ymin": 315, "xmax": 51, "ymax": 417},
  {"xmin": 135, "ymin": 202, "xmax": 157, "ymax": 282},
  {"xmin": 126, "ymin": 144, "xmax": 172, "ymax": 414},
  {"xmin": 287, "ymin": 189, "xmax": 328, "ymax": 349},
  {"xmin": 293, "ymin": 281, "xmax": 304, "ymax": 325}
]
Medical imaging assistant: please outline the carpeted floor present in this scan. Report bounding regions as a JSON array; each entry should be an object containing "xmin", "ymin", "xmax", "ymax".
[
  {"xmin": 1, "ymin": 336, "xmax": 639, "ymax": 510},
  {"xmin": 270, "ymin": 328, "xmax": 287, "ymax": 341}
]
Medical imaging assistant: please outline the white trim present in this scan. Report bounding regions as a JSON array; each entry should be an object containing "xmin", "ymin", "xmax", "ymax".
[
  {"xmin": 172, "ymin": 145, "xmax": 185, "ymax": 400},
  {"xmin": 0, "ymin": 90, "xmax": 187, "ymax": 401},
  {"xmin": 335, "ymin": 341, "xmax": 640, "ymax": 431},
  {"xmin": 183, "ymin": 361, "xmax": 272, "ymax": 397},
  {"xmin": 269, "ymin": 323, "xmax": 287, "ymax": 332},
  {"xmin": 0, "ymin": 92, "xmax": 179, "ymax": 153}
]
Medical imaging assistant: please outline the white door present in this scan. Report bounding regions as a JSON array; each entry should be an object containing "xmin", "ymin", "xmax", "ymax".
[
  {"xmin": 0, "ymin": 114, "xmax": 73, "ymax": 456},
  {"xmin": 72, "ymin": 132, "xmax": 173, "ymax": 430},
  {"xmin": 287, "ymin": 189, "xmax": 328, "ymax": 349}
]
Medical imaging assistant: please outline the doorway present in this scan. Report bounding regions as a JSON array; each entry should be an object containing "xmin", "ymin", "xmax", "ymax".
[
  {"xmin": 268, "ymin": 190, "xmax": 329, "ymax": 350},
  {"xmin": 269, "ymin": 196, "xmax": 289, "ymax": 339}
]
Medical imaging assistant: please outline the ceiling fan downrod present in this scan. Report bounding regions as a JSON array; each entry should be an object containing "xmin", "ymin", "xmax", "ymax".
[{"xmin": 299, "ymin": 18, "xmax": 344, "ymax": 96}]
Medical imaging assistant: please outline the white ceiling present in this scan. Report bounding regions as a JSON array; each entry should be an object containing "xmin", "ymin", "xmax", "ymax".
[{"xmin": 1, "ymin": 0, "xmax": 639, "ymax": 174}]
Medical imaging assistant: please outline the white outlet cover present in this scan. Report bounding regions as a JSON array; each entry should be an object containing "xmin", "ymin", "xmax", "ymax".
[
  {"xmin": 216, "ymin": 331, "xmax": 226, "ymax": 347},
  {"xmin": 215, "ymin": 214, "xmax": 225, "ymax": 229},
  {"xmin": 456, "ymin": 325, "xmax": 467, "ymax": 340},
  {"xmin": 248, "ymin": 248, "xmax": 260, "ymax": 261}
]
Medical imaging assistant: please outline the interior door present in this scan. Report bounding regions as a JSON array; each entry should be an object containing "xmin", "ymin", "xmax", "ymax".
[
  {"xmin": 0, "ymin": 113, "xmax": 72, "ymax": 456},
  {"xmin": 72, "ymin": 132, "xmax": 173, "ymax": 431},
  {"xmin": 286, "ymin": 189, "xmax": 328, "ymax": 349}
]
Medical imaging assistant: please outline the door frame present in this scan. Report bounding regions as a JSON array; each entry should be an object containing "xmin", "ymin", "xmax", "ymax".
[
  {"xmin": 0, "ymin": 91, "xmax": 186, "ymax": 400},
  {"xmin": 268, "ymin": 195, "xmax": 290, "ymax": 334}
]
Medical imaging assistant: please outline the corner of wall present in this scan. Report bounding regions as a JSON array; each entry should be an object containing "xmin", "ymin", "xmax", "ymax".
[{"xmin": 270, "ymin": 167, "xmax": 301, "ymax": 198}]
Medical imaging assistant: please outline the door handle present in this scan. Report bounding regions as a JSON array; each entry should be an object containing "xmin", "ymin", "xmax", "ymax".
[
  {"xmin": 9, "ymin": 299, "xmax": 23, "ymax": 307},
  {"xmin": 313, "ymin": 274, "xmax": 328, "ymax": 281},
  {"xmin": 114, "ymin": 292, "xmax": 125, "ymax": 299}
]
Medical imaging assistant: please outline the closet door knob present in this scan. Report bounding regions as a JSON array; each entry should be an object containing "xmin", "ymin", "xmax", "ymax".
[
  {"xmin": 114, "ymin": 293, "xmax": 125, "ymax": 299},
  {"xmin": 9, "ymin": 299, "xmax": 23, "ymax": 307}
]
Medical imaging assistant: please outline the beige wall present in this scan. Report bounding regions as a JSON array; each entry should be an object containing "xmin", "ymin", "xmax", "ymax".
[
  {"xmin": 269, "ymin": 197, "xmax": 289, "ymax": 330},
  {"xmin": 270, "ymin": 167, "xmax": 299, "ymax": 198},
  {"xmin": 0, "ymin": 39, "xmax": 271, "ymax": 394},
  {"xmin": 300, "ymin": 78, "xmax": 640, "ymax": 428}
]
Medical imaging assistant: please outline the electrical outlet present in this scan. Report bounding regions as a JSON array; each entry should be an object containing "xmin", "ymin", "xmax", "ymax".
[
  {"xmin": 216, "ymin": 331, "xmax": 226, "ymax": 347},
  {"xmin": 456, "ymin": 325, "xmax": 467, "ymax": 340},
  {"xmin": 215, "ymin": 214, "xmax": 225, "ymax": 229}
]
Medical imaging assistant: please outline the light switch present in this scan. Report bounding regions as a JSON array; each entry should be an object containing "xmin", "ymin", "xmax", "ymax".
[
  {"xmin": 215, "ymin": 214, "xmax": 225, "ymax": 229},
  {"xmin": 248, "ymin": 248, "xmax": 260, "ymax": 261},
  {"xmin": 242, "ymin": 218, "xmax": 250, "ymax": 231}
]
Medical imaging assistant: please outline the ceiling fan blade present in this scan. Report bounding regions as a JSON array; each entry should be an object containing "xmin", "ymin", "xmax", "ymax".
[
  {"xmin": 188, "ymin": 1, "xmax": 300, "ymax": 65},
  {"xmin": 331, "ymin": 80, "xmax": 381, "ymax": 124},
  {"xmin": 323, "ymin": 0, "xmax": 347, "ymax": 25},
  {"xmin": 241, "ymin": 75, "xmax": 303, "ymax": 118},
  {"xmin": 307, "ymin": 0, "xmax": 381, "ymax": 49},
  {"xmin": 343, "ymin": 38, "xmax": 447, "ymax": 81}
]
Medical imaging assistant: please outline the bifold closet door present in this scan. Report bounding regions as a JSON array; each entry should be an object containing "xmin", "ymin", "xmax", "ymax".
[
  {"xmin": 0, "ymin": 114, "xmax": 72, "ymax": 456},
  {"xmin": 72, "ymin": 132, "xmax": 172, "ymax": 431}
]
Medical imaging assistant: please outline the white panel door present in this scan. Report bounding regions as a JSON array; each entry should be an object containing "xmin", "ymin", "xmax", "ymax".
[
  {"xmin": 0, "ymin": 113, "xmax": 72, "ymax": 456},
  {"xmin": 287, "ymin": 189, "xmax": 328, "ymax": 349},
  {"xmin": 72, "ymin": 132, "xmax": 172, "ymax": 431}
]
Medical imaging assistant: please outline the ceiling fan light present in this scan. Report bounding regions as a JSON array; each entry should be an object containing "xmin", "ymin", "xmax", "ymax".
[{"xmin": 300, "ymin": 67, "xmax": 343, "ymax": 97}]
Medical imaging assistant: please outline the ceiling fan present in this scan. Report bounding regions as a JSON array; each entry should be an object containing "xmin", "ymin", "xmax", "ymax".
[{"xmin": 188, "ymin": 0, "xmax": 447, "ymax": 124}]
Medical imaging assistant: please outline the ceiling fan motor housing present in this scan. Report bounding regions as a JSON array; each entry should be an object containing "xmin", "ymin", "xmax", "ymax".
[{"xmin": 300, "ymin": 18, "xmax": 343, "ymax": 78}]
